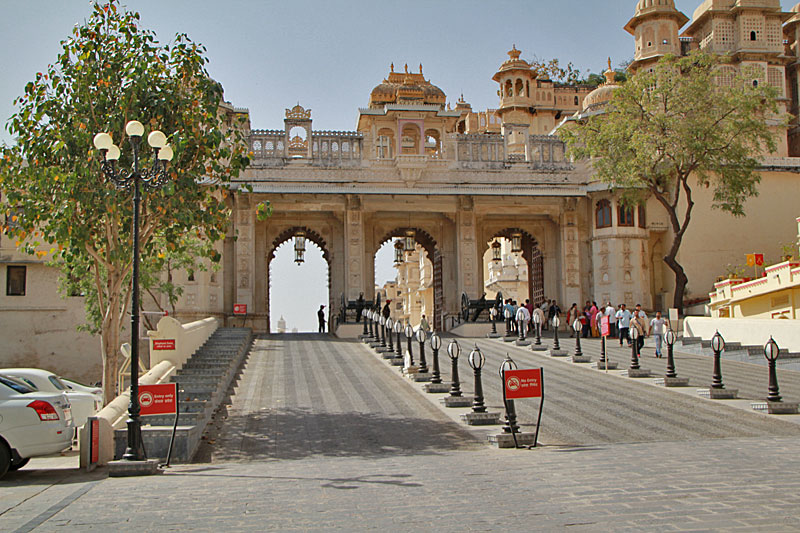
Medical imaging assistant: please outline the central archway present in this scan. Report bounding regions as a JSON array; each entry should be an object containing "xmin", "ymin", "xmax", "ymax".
[
  {"xmin": 374, "ymin": 227, "xmax": 443, "ymax": 331},
  {"xmin": 267, "ymin": 226, "xmax": 331, "ymax": 333},
  {"xmin": 484, "ymin": 228, "xmax": 544, "ymax": 306}
]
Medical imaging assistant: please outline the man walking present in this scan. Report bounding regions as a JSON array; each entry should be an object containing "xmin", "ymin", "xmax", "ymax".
[
  {"xmin": 616, "ymin": 304, "xmax": 632, "ymax": 346},
  {"xmin": 318, "ymin": 305, "xmax": 326, "ymax": 333},
  {"xmin": 649, "ymin": 311, "xmax": 669, "ymax": 358}
]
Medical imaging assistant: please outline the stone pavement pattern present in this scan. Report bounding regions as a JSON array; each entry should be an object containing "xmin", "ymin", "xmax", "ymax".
[{"xmin": 3, "ymin": 334, "xmax": 800, "ymax": 531}]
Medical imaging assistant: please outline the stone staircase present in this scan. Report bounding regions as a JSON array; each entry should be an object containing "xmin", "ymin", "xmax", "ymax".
[
  {"xmin": 679, "ymin": 335, "xmax": 800, "ymax": 370},
  {"xmin": 114, "ymin": 327, "xmax": 253, "ymax": 462}
]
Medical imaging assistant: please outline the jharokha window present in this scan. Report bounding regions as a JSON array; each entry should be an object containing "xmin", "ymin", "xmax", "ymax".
[
  {"xmin": 595, "ymin": 200, "xmax": 612, "ymax": 229},
  {"xmin": 618, "ymin": 204, "xmax": 634, "ymax": 227},
  {"xmin": 638, "ymin": 205, "xmax": 646, "ymax": 229}
]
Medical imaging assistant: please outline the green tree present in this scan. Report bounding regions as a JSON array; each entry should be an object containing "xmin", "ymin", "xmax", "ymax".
[
  {"xmin": 560, "ymin": 52, "xmax": 785, "ymax": 313},
  {"xmin": 0, "ymin": 1, "xmax": 250, "ymax": 401}
]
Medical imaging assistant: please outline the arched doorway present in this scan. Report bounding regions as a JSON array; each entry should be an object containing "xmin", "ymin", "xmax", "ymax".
[
  {"xmin": 267, "ymin": 226, "xmax": 331, "ymax": 333},
  {"xmin": 374, "ymin": 227, "xmax": 443, "ymax": 330},
  {"xmin": 484, "ymin": 228, "xmax": 544, "ymax": 306}
]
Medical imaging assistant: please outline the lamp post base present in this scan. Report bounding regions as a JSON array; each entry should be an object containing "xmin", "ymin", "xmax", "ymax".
[
  {"xmin": 593, "ymin": 361, "xmax": 618, "ymax": 370},
  {"xmin": 461, "ymin": 411, "xmax": 502, "ymax": 425},
  {"xmin": 627, "ymin": 368, "xmax": 652, "ymax": 378},
  {"xmin": 698, "ymin": 387, "xmax": 739, "ymax": 399},
  {"xmin": 531, "ymin": 344, "xmax": 548, "ymax": 352},
  {"xmin": 488, "ymin": 432, "xmax": 537, "ymax": 448},
  {"xmin": 751, "ymin": 401, "xmax": 799, "ymax": 414},
  {"xmin": 486, "ymin": 332, "xmax": 501, "ymax": 338},
  {"xmin": 442, "ymin": 396, "xmax": 473, "ymax": 408},
  {"xmin": 654, "ymin": 377, "xmax": 690, "ymax": 387},
  {"xmin": 549, "ymin": 349, "xmax": 568, "ymax": 357},
  {"xmin": 502, "ymin": 336, "xmax": 516, "ymax": 343},
  {"xmin": 108, "ymin": 458, "xmax": 161, "ymax": 477},
  {"xmin": 515, "ymin": 339, "xmax": 531, "ymax": 347},
  {"xmin": 423, "ymin": 382, "xmax": 451, "ymax": 393},
  {"xmin": 410, "ymin": 372, "xmax": 432, "ymax": 383},
  {"xmin": 572, "ymin": 355, "xmax": 592, "ymax": 363}
]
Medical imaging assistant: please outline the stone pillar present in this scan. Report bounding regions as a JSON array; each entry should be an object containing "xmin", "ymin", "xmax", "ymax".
[
  {"xmin": 456, "ymin": 196, "xmax": 481, "ymax": 299},
  {"xmin": 560, "ymin": 201, "xmax": 582, "ymax": 308},
  {"xmin": 234, "ymin": 196, "xmax": 255, "ymax": 317},
  {"xmin": 344, "ymin": 195, "xmax": 366, "ymax": 300}
]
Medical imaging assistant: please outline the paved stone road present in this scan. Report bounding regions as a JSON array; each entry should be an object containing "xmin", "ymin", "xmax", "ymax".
[{"xmin": 4, "ymin": 334, "xmax": 800, "ymax": 531}]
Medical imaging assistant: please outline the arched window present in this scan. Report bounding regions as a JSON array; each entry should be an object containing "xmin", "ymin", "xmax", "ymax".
[
  {"xmin": 638, "ymin": 205, "xmax": 646, "ymax": 229},
  {"xmin": 526, "ymin": 81, "xmax": 530, "ymax": 98},
  {"xmin": 505, "ymin": 79, "xmax": 513, "ymax": 97},
  {"xmin": 516, "ymin": 79, "xmax": 524, "ymax": 97},
  {"xmin": 618, "ymin": 204, "xmax": 634, "ymax": 227},
  {"xmin": 596, "ymin": 200, "xmax": 612, "ymax": 229},
  {"xmin": 750, "ymin": 31, "xmax": 757, "ymax": 41},
  {"xmin": 574, "ymin": 96, "xmax": 579, "ymax": 106}
]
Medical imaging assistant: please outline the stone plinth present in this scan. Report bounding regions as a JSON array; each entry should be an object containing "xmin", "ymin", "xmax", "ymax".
[
  {"xmin": 627, "ymin": 368, "xmax": 652, "ymax": 378},
  {"xmin": 389, "ymin": 357, "xmax": 404, "ymax": 366},
  {"xmin": 751, "ymin": 401, "xmax": 800, "ymax": 414},
  {"xmin": 369, "ymin": 341, "xmax": 382, "ymax": 349},
  {"xmin": 411, "ymin": 372, "xmax": 432, "ymax": 382},
  {"xmin": 402, "ymin": 366, "xmax": 419, "ymax": 376},
  {"xmin": 572, "ymin": 355, "xmax": 592, "ymax": 363},
  {"xmin": 382, "ymin": 352, "xmax": 397, "ymax": 359},
  {"xmin": 461, "ymin": 411, "xmax": 502, "ymax": 425},
  {"xmin": 108, "ymin": 459, "xmax": 161, "ymax": 477},
  {"xmin": 488, "ymin": 432, "xmax": 537, "ymax": 448},
  {"xmin": 442, "ymin": 395, "xmax": 473, "ymax": 408},
  {"xmin": 502, "ymin": 336, "xmax": 516, "ymax": 343},
  {"xmin": 486, "ymin": 332, "xmax": 501, "ymax": 338},
  {"xmin": 376, "ymin": 346, "xmax": 393, "ymax": 353},
  {"xmin": 423, "ymin": 382, "xmax": 451, "ymax": 393},
  {"xmin": 515, "ymin": 339, "xmax": 532, "ymax": 347},
  {"xmin": 530, "ymin": 344, "xmax": 548, "ymax": 352},
  {"xmin": 549, "ymin": 350, "xmax": 568, "ymax": 357},
  {"xmin": 593, "ymin": 360, "xmax": 618, "ymax": 370},
  {"xmin": 653, "ymin": 377, "xmax": 690, "ymax": 387},
  {"xmin": 697, "ymin": 388, "xmax": 739, "ymax": 399}
]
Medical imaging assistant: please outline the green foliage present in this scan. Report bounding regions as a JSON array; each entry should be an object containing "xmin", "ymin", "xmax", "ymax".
[
  {"xmin": 560, "ymin": 51, "xmax": 786, "ymax": 309},
  {"xmin": 529, "ymin": 56, "xmax": 582, "ymax": 85},
  {"xmin": 0, "ymin": 1, "xmax": 249, "ymax": 370},
  {"xmin": 255, "ymin": 200, "xmax": 273, "ymax": 222}
]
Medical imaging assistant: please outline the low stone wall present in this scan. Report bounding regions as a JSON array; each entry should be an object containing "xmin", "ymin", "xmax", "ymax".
[
  {"xmin": 684, "ymin": 317, "xmax": 800, "ymax": 352},
  {"xmin": 148, "ymin": 316, "xmax": 218, "ymax": 370}
]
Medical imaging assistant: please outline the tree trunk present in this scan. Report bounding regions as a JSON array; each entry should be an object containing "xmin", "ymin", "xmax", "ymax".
[
  {"xmin": 664, "ymin": 253, "xmax": 689, "ymax": 316},
  {"xmin": 100, "ymin": 311, "xmax": 120, "ymax": 405}
]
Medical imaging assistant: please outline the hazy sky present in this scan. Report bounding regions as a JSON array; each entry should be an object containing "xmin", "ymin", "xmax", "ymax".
[{"xmin": 0, "ymin": 0, "xmax": 752, "ymax": 331}]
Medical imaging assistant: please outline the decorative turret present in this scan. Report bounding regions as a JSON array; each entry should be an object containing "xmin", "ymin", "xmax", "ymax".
[
  {"xmin": 581, "ymin": 58, "xmax": 622, "ymax": 114},
  {"xmin": 369, "ymin": 63, "xmax": 446, "ymax": 108},
  {"xmin": 492, "ymin": 45, "xmax": 536, "ymax": 112},
  {"xmin": 625, "ymin": 0, "xmax": 689, "ymax": 72}
]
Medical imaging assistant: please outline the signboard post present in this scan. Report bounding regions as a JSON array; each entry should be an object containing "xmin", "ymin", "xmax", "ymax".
[
  {"xmin": 86, "ymin": 416, "xmax": 100, "ymax": 472},
  {"xmin": 138, "ymin": 383, "xmax": 179, "ymax": 467},
  {"xmin": 600, "ymin": 316, "xmax": 610, "ymax": 372},
  {"xmin": 502, "ymin": 368, "xmax": 544, "ymax": 447}
]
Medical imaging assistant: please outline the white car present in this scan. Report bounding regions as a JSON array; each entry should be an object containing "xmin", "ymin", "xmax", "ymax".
[
  {"xmin": 0, "ymin": 369, "xmax": 101, "ymax": 430},
  {"xmin": 61, "ymin": 377, "xmax": 105, "ymax": 405},
  {"xmin": 0, "ymin": 374, "xmax": 73, "ymax": 477}
]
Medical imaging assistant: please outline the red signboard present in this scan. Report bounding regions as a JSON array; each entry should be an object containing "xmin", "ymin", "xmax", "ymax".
[
  {"xmin": 755, "ymin": 254, "xmax": 764, "ymax": 266},
  {"xmin": 90, "ymin": 418, "xmax": 99, "ymax": 464},
  {"xmin": 600, "ymin": 316, "xmax": 610, "ymax": 337},
  {"xmin": 153, "ymin": 339, "xmax": 176, "ymax": 351},
  {"xmin": 504, "ymin": 368, "xmax": 543, "ymax": 399},
  {"xmin": 233, "ymin": 303, "xmax": 247, "ymax": 315},
  {"xmin": 139, "ymin": 383, "xmax": 178, "ymax": 416}
]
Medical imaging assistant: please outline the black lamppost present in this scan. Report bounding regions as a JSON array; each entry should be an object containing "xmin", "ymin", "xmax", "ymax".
[
  {"xmin": 499, "ymin": 355, "xmax": 520, "ymax": 434},
  {"xmin": 599, "ymin": 331, "xmax": 607, "ymax": 365},
  {"xmin": 468, "ymin": 345, "xmax": 486, "ymax": 413},
  {"xmin": 504, "ymin": 307, "xmax": 512, "ymax": 337},
  {"xmin": 394, "ymin": 320, "xmax": 403, "ymax": 357},
  {"xmin": 517, "ymin": 309, "xmax": 526, "ymax": 341},
  {"xmin": 764, "ymin": 337, "xmax": 782, "ymax": 402},
  {"xmin": 362, "ymin": 308, "xmax": 369, "ymax": 336},
  {"xmin": 416, "ymin": 328, "xmax": 428, "ymax": 373},
  {"xmin": 533, "ymin": 312, "xmax": 542, "ymax": 346},
  {"xmin": 93, "ymin": 121, "xmax": 174, "ymax": 462},
  {"xmin": 430, "ymin": 332, "xmax": 442, "ymax": 384},
  {"xmin": 379, "ymin": 315, "xmax": 387, "ymax": 348},
  {"xmin": 711, "ymin": 331, "xmax": 725, "ymax": 389},
  {"xmin": 447, "ymin": 340, "xmax": 462, "ymax": 397},
  {"xmin": 490, "ymin": 306, "xmax": 498, "ymax": 335},
  {"xmin": 552, "ymin": 316, "xmax": 561, "ymax": 351},
  {"xmin": 405, "ymin": 324, "xmax": 415, "ymax": 366},
  {"xmin": 386, "ymin": 317, "xmax": 394, "ymax": 352},
  {"xmin": 665, "ymin": 329, "xmax": 678, "ymax": 378},
  {"xmin": 629, "ymin": 326, "xmax": 641, "ymax": 370},
  {"xmin": 367, "ymin": 310, "xmax": 375, "ymax": 339},
  {"xmin": 572, "ymin": 319, "xmax": 583, "ymax": 356}
]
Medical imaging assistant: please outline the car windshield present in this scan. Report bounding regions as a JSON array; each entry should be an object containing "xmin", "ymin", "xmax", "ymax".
[
  {"xmin": 0, "ymin": 375, "xmax": 35, "ymax": 394},
  {"xmin": 49, "ymin": 375, "xmax": 67, "ymax": 390}
]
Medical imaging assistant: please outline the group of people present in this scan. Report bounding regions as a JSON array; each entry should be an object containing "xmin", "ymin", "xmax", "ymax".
[
  {"xmin": 502, "ymin": 298, "xmax": 561, "ymax": 337},
  {"xmin": 563, "ymin": 301, "xmax": 670, "ymax": 357}
]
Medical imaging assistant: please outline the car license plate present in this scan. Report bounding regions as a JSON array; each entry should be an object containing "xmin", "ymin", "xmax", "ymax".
[{"xmin": 63, "ymin": 408, "xmax": 73, "ymax": 426}]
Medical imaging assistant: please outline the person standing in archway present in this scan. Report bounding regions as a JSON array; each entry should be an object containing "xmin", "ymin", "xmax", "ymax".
[{"xmin": 318, "ymin": 305, "xmax": 326, "ymax": 333}]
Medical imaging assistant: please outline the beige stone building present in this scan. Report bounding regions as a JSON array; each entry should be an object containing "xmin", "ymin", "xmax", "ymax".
[{"xmin": 5, "ymin": 0, "xmax": 800, "ymax": 384}]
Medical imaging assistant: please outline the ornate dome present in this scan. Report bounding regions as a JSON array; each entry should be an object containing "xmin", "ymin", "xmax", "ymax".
[
  {"xmin": 369, "ymin": 64, "xmax": 446, "ymax": 108},
  {"xmin": 581, "ymin": 60, "xmax": 621, "ymax": 113},
  {"xmin": 635, "ymin": 0, "xmax": 678, "ymax": 15},
  {"xmin": 626, "ymin": 0, "xmax": 689, "ymax": 33}
]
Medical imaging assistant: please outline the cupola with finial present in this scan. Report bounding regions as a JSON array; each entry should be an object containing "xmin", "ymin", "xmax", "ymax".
[{"xmin": 624, "ymin": 0, "xmax": 688, "ymax": 72}]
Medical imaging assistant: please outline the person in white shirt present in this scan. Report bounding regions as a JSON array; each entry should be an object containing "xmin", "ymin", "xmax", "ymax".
[
  {"xmin": 616, "ymin": 304, "xmax": 632, "ymax": 346},
  {"xmin": 632, "ymin": 304, "xmax": 648, "ymax": 355},
  {"xmin": 516, "ymin": 305, "xmax": 531, "ymax": 338},
  {"xmin": 649, "ymin": 311, "xmax": 669, "ymax": 358},
  {"xmin": 605, "ymin": 302, "xmax": 616, "ymax": 338}
]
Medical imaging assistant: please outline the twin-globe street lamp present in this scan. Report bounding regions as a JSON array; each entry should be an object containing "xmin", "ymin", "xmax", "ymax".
[{"xmin": 93, "ymin": 120, "xmax": 174, "ymax": 462}]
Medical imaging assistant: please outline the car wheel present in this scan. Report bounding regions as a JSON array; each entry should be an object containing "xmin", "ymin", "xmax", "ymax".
[
  {"xmin": 0, "ymin": 444, "xmax": 10, "ymax": 479},
  {"xmin": 8, "ymin": 457, "xmax": 30, "ymax": 471}
]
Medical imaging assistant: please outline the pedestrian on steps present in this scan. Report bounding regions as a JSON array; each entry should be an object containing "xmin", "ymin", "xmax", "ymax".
[{"xmin": 318, "ymin": 305, "xmax": 326, "ymax": 333}]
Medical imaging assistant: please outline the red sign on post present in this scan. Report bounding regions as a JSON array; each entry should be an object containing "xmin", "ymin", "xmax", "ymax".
[
  {"xmin": 90, "ymin": 418, "xmax": 99, "ymax": 464},
  {"xmin": 600, "ymin": 316, "xmax": 610, "ymax": 337},
  {"xmin": 755, "ymin": 254, "xmax": 764, "ymax": 266},
  {"xmin": 233, "ymin": 303, "xmax": 247, "ymax": 315},
  {"xmin": 138, "ymin": 383, "xmax": 178, "ymax": 416},
  {"xmin": 153, "ymin": 339, "xmax": 176, "ymax": 351},
  {"xmin": 504, "ymin": 368, "xmax": 543, "ymax": 399}
]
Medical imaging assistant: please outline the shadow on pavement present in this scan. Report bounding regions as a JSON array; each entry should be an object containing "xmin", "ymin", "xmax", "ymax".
[{"xmin": 195, "ymin": 407, "xmax": 480, "ymax": 463}]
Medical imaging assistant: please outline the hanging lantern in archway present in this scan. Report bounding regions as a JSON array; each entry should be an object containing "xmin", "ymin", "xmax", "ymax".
[
  {"xmin": 394, "ymin": 239, "xmax": 405, "ymax": 265},
  {"xmin": 404, "ymin": 229, "xmax": 416, "ymax": 253},
  {"xmin": 491, "ymin": 240, "xmax": 502, "ymax": 262},
  {"xmin": 294, "ymin": 230, "xmax": 306, "ymax": 265},
  {"xmin": 511, "ymin": 233, "xmax": 522, "ymax": 254}
]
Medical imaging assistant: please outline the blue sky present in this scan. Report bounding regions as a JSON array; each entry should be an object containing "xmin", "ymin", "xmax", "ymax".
[{"xmin": 0, "ymin": 0, "xmax": 758, "ymax": 330}]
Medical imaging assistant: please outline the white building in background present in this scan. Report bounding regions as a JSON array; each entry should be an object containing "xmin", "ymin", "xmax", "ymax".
[{"xmin": 277, "ymin": 316, "xmax": 287, "ymax": 333}]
